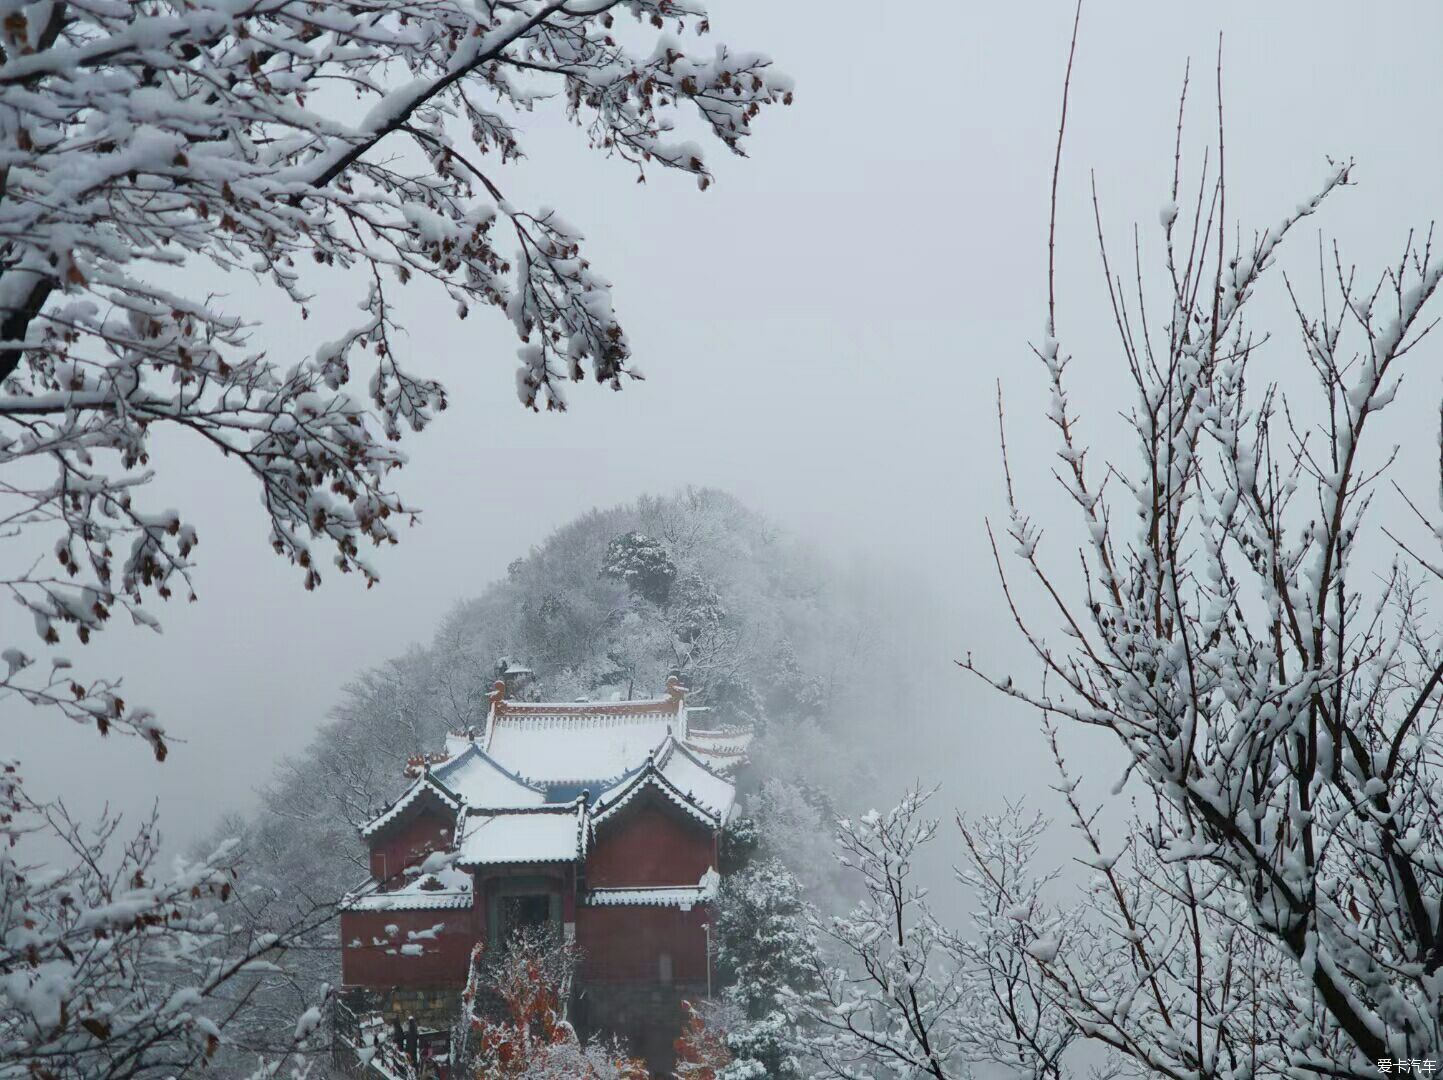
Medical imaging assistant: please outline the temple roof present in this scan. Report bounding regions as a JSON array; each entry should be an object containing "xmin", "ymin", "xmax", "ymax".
[
  {"xmin": 454, "ymin": 803, "xmax": 589, "ymax": 867},
  {"xmin": 681, "ymin": 724, "xmax": 755, "ymax": 773},
  {"xmin": 481, "ymin": 686, "xmax": 686, "ymax": 787},
  {"xmin": 591, "ymin": 736, "xmax": 735, "ymax": 828},
  {"xmin": 654, "ymin": 737, "xmax": 736, "ymax": 819},
  {"xmin": 360, "ymin": 776, "xmax": 460, "ymax": 839},
  {"xmin": 359, "ymin": 676, "xmax": 744, "ymax": 845},
  {"xmin": 431, "ymin": 743, "xmax": 546, "ymax": 809}
]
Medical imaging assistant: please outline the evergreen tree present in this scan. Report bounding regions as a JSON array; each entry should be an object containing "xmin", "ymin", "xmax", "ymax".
[
  {"xmin": 600, "ymin": 532, "xmax": 678, "ymax": 605},
  {"xmin": 715, "ymin": 856, "xmax": 817, "ymax": 1078},
  {"xmin": 760, "ymin": 641, "xmax": 828, "ymax": 725}
]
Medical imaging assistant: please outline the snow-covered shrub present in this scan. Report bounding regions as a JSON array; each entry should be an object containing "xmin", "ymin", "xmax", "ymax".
[
  {"xmin": 456, "ymin": 930, "xmax": 647, "ymax": 1079},
  {"xmin": 673, "ymin": 999, "xmax": 737, "ymax": 1078}
]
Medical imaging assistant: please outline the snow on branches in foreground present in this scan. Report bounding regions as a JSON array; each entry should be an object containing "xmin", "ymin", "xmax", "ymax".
[
  {"xmin": 0, "ymin": 761, "xmax": 336, "ymax": 1079},
  {"xmin": 0, "ymin": 0, "xmax": 791, "ymax": 755},
  {"xmin": 961, "ymin": 27, "xmax": 1443, "ymax": 1079},
  {"xmin": 0, "ymin": 4, "xmax": 789, "ymax": 1072},
  {"xmin": 789, "ymin": 19, "xmax": 1443, "ymax": 1077}
]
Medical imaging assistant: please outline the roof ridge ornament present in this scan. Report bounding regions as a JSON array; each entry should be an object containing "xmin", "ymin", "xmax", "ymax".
[
  {"xmin": 403, "ymin": 750, "xmax": 450, "ymax": 779},
  {"xmin": 489, "ymin": 679, "xmax": 507, "ymax": 714}
]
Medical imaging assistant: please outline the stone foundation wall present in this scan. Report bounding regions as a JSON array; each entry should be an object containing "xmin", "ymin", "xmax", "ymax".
[
  {"xmin": 578, "ymin": 979, "xmax": 707, "ymax": 1073},
  {"xmin": 337, "ymin": 979, "xmax": 706, "ymax": 1076}
]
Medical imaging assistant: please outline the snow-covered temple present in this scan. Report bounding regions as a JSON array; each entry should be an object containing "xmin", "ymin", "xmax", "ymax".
[{"xmin": 338, "ymin": 676, "xmax": 751, "ymax": 1071}]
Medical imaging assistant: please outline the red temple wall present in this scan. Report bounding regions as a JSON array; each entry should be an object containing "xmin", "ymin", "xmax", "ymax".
[
  {"xmin": 345, "ymin": 796, "xmax": 721, "ymax": 996},
  {"xmin": 576, "ymin": 904, "xmax": 711, "ymax": 983},
  {"xmin": 586, "ymin": 801, "xmax": 716, "ymax": 887},
  {"xmin": 367, "ymin": 806, "xmax": 455, "ymax": 885},
  {"xmin": 340, "ymin": 908, "xmax": 478, "ymax": 988}
]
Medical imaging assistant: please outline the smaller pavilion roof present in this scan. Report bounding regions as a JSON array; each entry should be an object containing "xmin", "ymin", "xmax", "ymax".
[
  {"xmin": 682, "ymin": 724, "xmax": 754, "ymax": 774},
  {"xmin": 341, "ymin": 865, "xmax": 473, "ymax": 912},
  {"xmin": 360, "ymin": 776, "xmax": 460, "ymax": 839},
  {"xmin": 655, "ymin": 738, "xmax": 736, "ymax": 820},
  {"xmin": 454, "ymin": 803, "xmax": 588, "ymax": 867},
  {"xmin": 591, "ymin": 737, "xmax": 733, "ymax": 830},
  {"xmin": 431, "ymin": 743, "xmax": 547, "ymax": 810}
]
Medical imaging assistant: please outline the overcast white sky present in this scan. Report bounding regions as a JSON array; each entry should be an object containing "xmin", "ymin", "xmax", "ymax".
[{"xmin": 6, "ymin": 1, "xmax": 1443, "ymax": 857}]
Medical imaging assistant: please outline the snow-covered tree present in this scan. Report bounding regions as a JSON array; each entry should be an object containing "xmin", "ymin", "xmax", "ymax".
[
  {"xmin": 671, "ymin": 571, "xmax": 728, "ymax": 644},
  {"xmin": 954, "ymin": 723, "xmax": 1293, "ymax": 1079},
  {"xmin": 952, "ymin": 791, "xmax": 1084, "ymax": 1080},
  {"xmin": 0, "ymin": 760, "xmax": 335, "ymax": 1078},
  {"xmin": 791, "ymin": 791, "xmax": 965, "ymax": 1080},
  {"xmin": 747, "ymin": 773, "xmax": 853, "ymax": 900},
  {"xmin": 794, "ymin": 785, "xmax": 1097, "ymax": 1080},
  {"xmin": 718, "ymin": 857, "xmax": 815, "ymax": 1017},
  {"xmin": 0, "ymin": 1, "xmax": 791, "ymax": 753},
  {"xmin": 965, "ymin": 24, "xmax": 1443, "ymax": 1075},
  {"xmin": 759, "ymin": 640, "xmax": 828, "ymax": 727},
  {"xmin": 715, "ymin": 856, "xmax": 816, "ymax": 1078},
  {"xmin": 601, "ymin": 531, "xmax": 678, "ymax": 605}
]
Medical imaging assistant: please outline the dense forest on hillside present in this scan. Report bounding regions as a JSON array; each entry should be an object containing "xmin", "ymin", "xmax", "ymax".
[{"xmin": 206, "ymin": 489, "xmax": 890, "ymax": 1062}]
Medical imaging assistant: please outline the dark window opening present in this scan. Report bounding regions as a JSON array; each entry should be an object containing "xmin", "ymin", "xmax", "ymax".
[{"xmin": 500, "ymin": 893, "xmax": 551, "ymax": 938}]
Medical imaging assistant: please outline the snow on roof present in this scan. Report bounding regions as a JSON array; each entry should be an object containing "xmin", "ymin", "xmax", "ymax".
[
  {"xmin": 684, "ymin": 725, "xmax": 753, "ymax": 744},
  {"xmin": 657, "ymin": 740, "xmax": 736, "ymax": 820},
  {"xmin": 584, "ymin": 868, "xmax": 720, "ymax": 910},
  {"xmin": 444, "ymin": 731, "xmax": 478, "ymax": 758},
  {"xmin": 483, "ymin": 694, "xmax": 683, "ymax": 785},
  {"xmin": 342, "ymin": 866, "xmax": 473, "ymax": 912},
  {"xmin": 361, "ymin": 777, "xmax": 460, "ymax": 839},
  {"xmin": 683, "ymin": 721, "xmax": 756, "ymax": 762},
  {"xmin": 432, "ymin": 743, "xmax": 547, "ymax": 809},
  {"xmin": 683, "ymin": 717, "xmax": 753, "ymax": 765},
  {"xmin": 591, "ymin": 738, "xmax": 733, "ymax": 830},
  {"xmin": 359, "ymin": 680, "xmax": 743, "ymax": 873},
  {"xmin": 454, "ymin": 805, "xmax": 587, "ymax": 867}
]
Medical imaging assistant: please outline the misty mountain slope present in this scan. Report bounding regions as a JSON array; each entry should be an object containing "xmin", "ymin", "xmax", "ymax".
[
  {"xmin": 208, "ymin": 489, "xmax": 890, "ymax": 1048},
  {"xmin": 434, "ymin": 489, "xmax": 838, "ymax": 722}
]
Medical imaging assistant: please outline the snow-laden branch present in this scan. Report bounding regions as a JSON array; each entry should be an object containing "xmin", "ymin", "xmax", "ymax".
[
  {"xmin": 0, "ymin": 0, "xmax": 791, "ymax": 754},
  {"xmin": 966, "ymin": 60, "xmax": 1443, "ymax": 1077},
  {"xmin": 0, "ymin": 761, "xmax": 339, "ymax": 1078}
]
